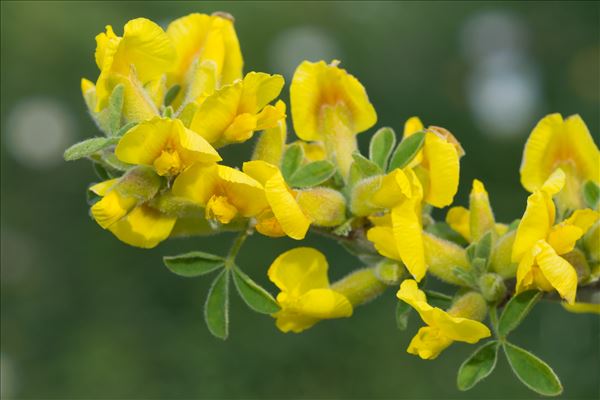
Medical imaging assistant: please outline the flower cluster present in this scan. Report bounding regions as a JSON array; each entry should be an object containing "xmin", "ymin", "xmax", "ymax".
[{"xmin": 65, "ymin": 12, "xmax": 600, "ymax": 396}]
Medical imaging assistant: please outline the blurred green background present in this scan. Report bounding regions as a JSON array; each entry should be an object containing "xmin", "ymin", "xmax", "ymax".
[{"xmin": 1, "ymin": 1, "xmax": 599, "ymax": 398}]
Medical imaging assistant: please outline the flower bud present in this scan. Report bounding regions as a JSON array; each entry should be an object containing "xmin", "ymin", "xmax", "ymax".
[
  {"xmin": 375, "ymin": 259, "xmax": 404, "ymax": 285},
  {"xmin": 489, "ymin": 230, "xmax": 517, "ymax": 278},
  {"xmin": 114, "ymin": 166, "xmax": 162, "ymax": 201},
  {"xmin": 561, "ymin": 248, "xmax": 591, "ymax": 283},
  {"xmin": 422, "ymin": 232, "xmax": 470, "ymax": 285},
  {"xmin": 350, "ymin": 175, "xmax": 382, "ymax": 216},
  {"xmin": 331, "ymin": 267, "xmax": 387, "ymax": 307},
  {"xmin": 469, "ymin": 180, "xmax": 495, "ymax": 242},
  {"xmin": 447, "ymin": 291, "xmax": 488, "ymax": 322},
  {"xmin": 295, "ymin": 187, "xmax": 346, "ymax": 227},
  {"xmin": 478, "ymin": 273, "xmax": 507, "ymax": 302}
]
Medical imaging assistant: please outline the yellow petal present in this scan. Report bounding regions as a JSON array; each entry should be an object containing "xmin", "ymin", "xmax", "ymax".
[
  {"xmin": 521, "ymin": 113, "xmax": 600, "ymax": 193},
  {"xmin": 174, "ymin": 119, "xmax": 221, "ymax": 163},
  {"xmin": 404, "ymin": 116, "xmax": 425, "ymax": 137},
  {"xmin": 108, "ymin": 205, "xmax": 176, "ymax": 249},
  {"xmin": 407, "ymin": 326, "xmax": 454, "ymax": 360},
  {"xmin": 167, "ymin": 13, "xmax": 242, "ymax": 86},
  {"xmin": 216, "ymin": 165, "xmax": 268, "ymax": 217},
  {"xmin": 91, "ymin": 190, "xmax": 137, "ymax": 229},
  {"xmin": 565, "ymin": 209, "xmax": 600, "ymax": 233},
  {"xmin": 541, "ymin": 168, "xmax": 566, "ymax": 195},
  {"xmin": 396, "ymin": 279, "xmax": 430, "ymax": 312},
  {"xmin": 223, "ymin": 113, "xmax": 257, "ymax": 144},
  {"xmin": 272, "ymin": 308, "xmax": 319, "ymax": 333},
  {"xmin": 392, "ymin": 202, "xmax": 427, "ymax": 281},
  {"xmin": 296, "ymin": 288, "xmax": 353, "ymax": 319},
  {"xmin": 421, "ymin": 132, "xmax": 460, "ymax": 208},
  {"xmin": 446, "ymin": 206, "xmax": 471, "ymax": 242},
  {"xmin": 290, "ymin": 60, "xmax": 376, "ymax": 141},
  {"xmin": 512, "ymin": 190, "xmax": 554, "ymax": 262},
  {"xmin": 425, "ymin": 308, "xmax": 491, "ymax": 343},
  {"xmin": 367, "ymin": 224, "xmax": 400, "ymax": 260},
  {"xmin": 267, "ymin": 247, "xmax": 329, "ymax": 296},
  {"xmin": 546, "ymin": 224, "xmax": 583, "ymax": 255},
  {"xmin": 115, "ymin": 117, "xmax": 172, "ymax": 165},
  {"xmin": 371, "ymin": 168, "xmax": 413, "ymax": 209},
  {"xmin": 171, "ymin": 163, "xmax": 220, "ymax": 204},
  {"xmin": 89, "ymin": 179, "xmax": 119, "ymax": 196},
  {"xmin": 189, "ymin": 81, "xmax": 242, "ymax": 144},
  {"xmin": 243, "ymin": 160, "xmax": 310, "ymax": 239},
  {"xmin": 535, "ymin": 240, "xmax": 578, "ymax": 304},
  {"xmin": 205, "ymin": 195, "xmax": 238, "ymax": 224},
  {"xmin": 239, "ymin": 72, "xmax": 285, "ymax": 114},
  {"xmin": 562, "ymin": 302, "xmax": 600, "ymax": 314}
]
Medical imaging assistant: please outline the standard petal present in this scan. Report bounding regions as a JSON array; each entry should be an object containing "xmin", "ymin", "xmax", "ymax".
[
  {"xmin": 512, "ymin": 191, "xmax": 554, "ymax": 262},
  {"xmin": 171, "ymin": 163, "xmax": 220, "ymax": 205},
  {"xmin": 239, "ymin": 72, "xmax": 284, "ymax": 113},
  {"xmin": 426, "ymin": 308, "xmax": 491, "ymax": 343},
  {"xmin": 422, "ymin": 132, "xmax": 460, "ymax": 208},
  {"xmin": 267, "ymin": 247, "xmax": 329, "ymax": 296},
  {"xmin": 174, "ymin": 119, "xmax": 222, "ymax": 163},
  {"xmin": 403, "ymin": 116, "xmax": 425, "ymax": 137},
  {"xmin": 115, "ymin": 117, "xmax": 171, "ymax": 165}
]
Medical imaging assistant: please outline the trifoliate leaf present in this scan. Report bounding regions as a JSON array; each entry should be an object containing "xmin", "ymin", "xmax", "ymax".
[
  {"xmin": 369, "ymin": 127, "xmax": 396, "ymax": 170},
  {"xmin": 503, "ymin": 342, "xmax": 563, "ymax": 396},
  {"xmin": 388, "ymin": 131, "xmax": 426, "ymax": 171},
  {"xmin": 163, "ymin": 251, "xmax": 225, "ymax": 277},
  {"xmin": 498, "ymin": 290, "xmax": 541, "ymax": 338},
  {"xmin": 583, "ymin": 180, "xmax": 600, "ymax": 209},
  {"xmin": 232, "ymin": 266, "xmax": 280, "ymax": 314},
  {"xmin": 281, "ymin": 143, "xmax": 304, "ymax": 181},
  {"xmin": 63, "ymin": 137, "xmax": 119, "ymax": 161},
  {"xmin": 288, "ymin": 160, "xmax": 336, "ymax": 188},
  {"xmin": 395, "ymin": 300, "xmax": 412, "ymax": 330},
  {"xmin": 457, "ymin": 341, "xmax": 499, "ymax": 391},
  {"xmin": 204, "ymin": 269, "xmax": 230, "ymax": 340}
]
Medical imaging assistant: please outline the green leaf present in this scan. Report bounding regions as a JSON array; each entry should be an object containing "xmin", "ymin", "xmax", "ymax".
[
  {"xmin": 204, "ymin": 269, "xmax": 230, "ymax": 340},
  {"xmin": 232, "ymin": 267, "xmax": 280, "ymax": 314},
  {"xmin": 452, "ymin": 267, "xmax": 477, "ymax": 288},
  {"xmin": 369, "ymin": 127, "xmax": 396, "ymax": 170},
  {"xmin": 281, "ymin": 143, "xmax": 304, "ymax": 181},
  {"xmin": 163, "ymin": 251, "xmax": 225, "ymax": 277},
  {"xmin": 108, "ymin": 84, "xmax": 125, "ymax": 135},
  {"xmin": 498, "ymin": 290, "xmax": 541, "ymax": 338},
  {"xmin": 92, "ymin": 162, "xmax": 111, "ymax": 181},
  {"xmin": 424, "ymin": 290, "xmax": 453, "ymax": 308},
  {"xmin": 395, "ymin": 300, "xmax": 411, "ymax": 330},
  {"xmin": 471, "ymin": 257, "xmax": 487, "ymax": 276},
  {"xmin": 164, "ymin": 84, "xmax": 181, "ymax": 107},
  {"xmin": 583, "ymin": 180, "xmax": 600, "ymax": 208},
  {"xmin": 388, "ymin": 131, "xmax": 426, "ymax": 171},
  {"xmin": 475, "ymin": 231, "xmax": 493, "ymax": 263},
  {"xmin": 288, "ymin": 160, "xmax": 336, "ymax": 188},
  {"xmin": 352, "ymin": 152, "xmax": 383, "ymax": 177},
  {"xmin": 101, "ymin": 152, "xmax": 131, "ymax": 171},
  {"xmin": 64, "ymin": 137, "xmax": 119, "ymax": 161},
  {"xmin": 503, "ymin": 342, "xmax": 563, "ymax": 396},
  {"xmin": 457, "ymin": 341, "xmax": 499, "ymax": 391}
]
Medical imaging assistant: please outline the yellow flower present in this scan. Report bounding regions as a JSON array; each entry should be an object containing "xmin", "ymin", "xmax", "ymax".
[
  {"xmin": 189, "ymin": 72, "xmax": 285, "ymax": 147},
  {"xmin": 90, "ymin": 179, "xmax": 176, "ymax": 248},
  {"xmin": 446, "ymin": 179, "xmax": 508, "ymax": 242},
  {"xmin": 365, "ymin": 168, "xmax": 427, "ymax": 281},
  {"xmin": 290, "ymin": 60, "xmax": 377, "ymax": 178},
  {"xmin": 171, "ymin": 163, "xmax": 267, "ymax": 225},
  {"xmin": 397, "ymin": 280, "xmax": 491, "ymax": 360},
  {"xmin": 243, "ymin": 160, "xmax": 311, "ymax": 240},
  {"xmin": 521, "ymin": 113, "xmax": 600, "ymax": 210},
  {"xmin": 115, "ymin": 117, "xmax": 221, "ymax": 176},
  {"xmin": 166, "ymin": 13, "xmax": 242, "ymax": 94},
  {"xmin": 512, "ymin": 169, "xmax": 600, "ymax": 303},
  {"xmin": 268, "ymin": 247, "xmax": 353, "ymax": 333},
  {"xmin": 403, "ymin": 117, "xmax": 464, "ymax": 208},
  {"xmin": 91, "ymin": 18, "xmax": 176, "ymax": 118}
]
